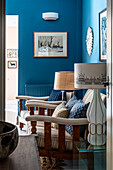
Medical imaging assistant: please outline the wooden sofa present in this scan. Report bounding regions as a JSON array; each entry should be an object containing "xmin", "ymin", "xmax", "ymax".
[
  {"xmin": 17, "ymin": 89, "xmax": 106, "ymax": 160},
  {"xmin": 16, "ymin": 92, "xmax": 72, "ymax": 130}
]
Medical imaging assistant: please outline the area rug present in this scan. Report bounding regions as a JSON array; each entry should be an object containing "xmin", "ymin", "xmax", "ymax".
[{"xmin": 40, "ymin": 157, "xmax": 67, "ymax": 170}]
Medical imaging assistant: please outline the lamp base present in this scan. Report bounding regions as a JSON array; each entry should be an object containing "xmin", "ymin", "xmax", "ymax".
[
  {"xmin": 87, "ymin": 89, "xmax": 106, "ymax": 146},
  {"xmin": 62, "ymin": 91, "xmax": 66, "ymax": 101}
]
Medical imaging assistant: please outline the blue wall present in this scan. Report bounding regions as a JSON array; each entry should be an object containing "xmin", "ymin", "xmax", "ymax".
[
  {"xmin": 82, "ymin": 0, "xmax": 107, "ymax": 63},
  {"xmin": 6, "ymin": 0, "xmax": 82, "ymax": 95},
  {"xmin": 82, "ymin": 0, "xmax": 107, "ymax": 95}
]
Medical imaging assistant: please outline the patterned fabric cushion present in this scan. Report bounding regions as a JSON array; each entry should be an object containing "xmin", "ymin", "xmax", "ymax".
[
  {"xmin": 65, "ymin": 100, "xmax": 89, "ymax": 136},
  {"xmin": 66, "ymin": 94, "xmax": 78, "ymax": 110},
  {"xmin": 48, "ymin": 90, "xmax": 62, "ymax": 101},
  {"xmin": 52, "ymin": 102, "xmax": 69, "ymax": 129}
]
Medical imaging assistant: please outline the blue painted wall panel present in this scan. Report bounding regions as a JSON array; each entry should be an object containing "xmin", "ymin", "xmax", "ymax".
[
  {"xmin": 82, "ymin": 0, "xmax": 107, "ymax": 95},
  {"xmin": 6, "ymin": 0, "xmax": 82, "ymax": 95},
  {"xmin": 82, "ymin": 0, "xmax": 107, "ymax": 63}
]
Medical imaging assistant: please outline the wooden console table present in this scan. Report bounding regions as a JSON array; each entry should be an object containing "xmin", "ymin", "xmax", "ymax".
[{"xmin": 0, "ymin": 136, "xmax": 41, "ymax": 170}]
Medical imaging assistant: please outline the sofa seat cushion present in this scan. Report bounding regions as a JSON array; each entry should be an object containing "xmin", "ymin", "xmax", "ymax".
[{"xmin": 35, "ymin": 126, "xmax": 73, "ymax": 151}]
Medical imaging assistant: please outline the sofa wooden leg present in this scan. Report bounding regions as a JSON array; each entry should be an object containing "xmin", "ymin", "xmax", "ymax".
[
  {"xmin": 19, "ymin": 122, "xmax": 24, "ymax": 130},
  {"xmin": 31, "ymin": 121, "xmax": 36, "ymax": 134}
]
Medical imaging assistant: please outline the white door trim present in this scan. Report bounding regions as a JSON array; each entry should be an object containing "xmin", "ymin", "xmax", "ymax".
[
  {"xmin": 1, "ymin": 0, "xmax": 113, "ymax": 169},
  {"xmin": 0, "ymin": 0, "xmax": 5, "ymax": 121},
  {"xmin": 107, "ymin": 0, "xmax": 113, "ymax": 169}
]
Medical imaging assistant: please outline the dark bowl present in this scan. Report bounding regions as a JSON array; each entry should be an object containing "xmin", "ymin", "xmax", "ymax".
[{"xmin": 0, "ymin": 121, "xmax": 19, "ymax": 160}]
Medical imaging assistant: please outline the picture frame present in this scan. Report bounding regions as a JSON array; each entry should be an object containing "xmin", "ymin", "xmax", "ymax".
[
  {"xmin": 33, "ymin": 31, "xmax": 68, "ymax": 58},
  {"xmin": 8, "ymin": 61, "xmax": 17, "ymax": 69},
  {"xmin": 7, "ymin": 49, "xmax": 18, "ymax": 58},
  {"xmin": 99, "ymin": 9, "xmax": 107, "ymax": 62}
]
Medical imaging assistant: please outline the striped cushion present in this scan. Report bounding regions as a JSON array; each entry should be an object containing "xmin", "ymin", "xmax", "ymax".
[{"xmin": 82, "ymin": 89, "xmax": 106, "ymax": 104}]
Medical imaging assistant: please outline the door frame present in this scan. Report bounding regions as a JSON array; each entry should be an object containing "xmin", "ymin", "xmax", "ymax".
[
  {"xmin": 107, "ymin": 0, "xmax": 113, "ymax": 169},
  {"xmin": 0, "ymin": 0, "xmax": 5, "ymax": 121},
  {"xmin": 1, "ymin": 0, "xmax": 113, "ymax": 169}
]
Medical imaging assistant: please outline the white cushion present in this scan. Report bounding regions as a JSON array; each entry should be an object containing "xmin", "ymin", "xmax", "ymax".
[{"xmin": 52, "ymin": 102, "xmax": 69, "ymax": 128}]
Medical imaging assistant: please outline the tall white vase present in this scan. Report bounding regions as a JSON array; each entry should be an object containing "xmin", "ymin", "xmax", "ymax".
[{"xmin": 87, "ymin": 89, "xmax": 106, "ymax": 146}]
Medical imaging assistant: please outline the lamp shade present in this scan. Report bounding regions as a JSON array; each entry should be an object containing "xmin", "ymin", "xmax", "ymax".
[
  {"xmin": 74, "ymin": 63, "xmax": 106, "ymax": 89},
  {"xmin": 54, "ymin": 71, "xmax": 75, "ymax": 90}
]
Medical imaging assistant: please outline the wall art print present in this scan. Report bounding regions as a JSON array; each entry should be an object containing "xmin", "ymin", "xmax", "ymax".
[
  {"xmin": 8, "ymin": 61, "xmax": 17, "ymax": 69},
  {"xmin": 99, "ymin": 9, "xmax": 107, "ymax": 61},
  {"xmin": 33, "ymin": 31, "xmax": 68, "ymax": 58},
  {"xmin": 7, "ymin": 49, "xmax": 18, "ymax": 58},
  {"xmin": 86, "ymin": 27, "xmax": 93, "ymax": 56}
]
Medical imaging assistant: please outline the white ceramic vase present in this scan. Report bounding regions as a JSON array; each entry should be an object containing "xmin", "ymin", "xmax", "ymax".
[{"xmin": 87, "ymin": 89, "xmax": 106, "ymax": 146}]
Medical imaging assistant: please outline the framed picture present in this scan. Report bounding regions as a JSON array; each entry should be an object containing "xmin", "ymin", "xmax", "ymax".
[
  {"xmin": 7, "ymin": 49, "xmax": 18, "ymax": 58},
  {"xmin": 33, "ymin": 31, "xmax": 68, "ymax": 58},
  {"xmin": 8, "ymin": 61, "xmax": 17, "ymax": 69},
  {"xmin": 99, "ymin": 9, "xmax": 107, "ymax": 61}
]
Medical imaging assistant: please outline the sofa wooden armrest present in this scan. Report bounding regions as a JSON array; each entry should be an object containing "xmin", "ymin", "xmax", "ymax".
[
  {"xmin": 26, "ymin": 115, "xmax": 88, "ymax": 125},
  {"xmin": 16, "ymin": 95, "xmax": 49, "ymax": 100},
  {"xmin": 26, "ymin": 100, "xmax": 64, "ymax": 105},
  {"xmin": 16, "ymin": 96, "xmax": 49, "ymax": 113},
  {"xmin": 25, "ymin": 102, "xmax": 60, "ymax": 110}
]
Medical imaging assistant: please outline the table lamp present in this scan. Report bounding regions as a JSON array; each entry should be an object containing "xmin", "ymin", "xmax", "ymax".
[
  {"xmin": 74, "ymin": 63, "xmax": 106, "ymax": 146},
  {"xmin": 54, "ymin": 71, "xmax": 77, "ymax": 100}
]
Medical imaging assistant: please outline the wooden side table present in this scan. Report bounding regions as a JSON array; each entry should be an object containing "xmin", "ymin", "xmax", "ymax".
[{"xmin": 0, "ymin": 136, "xmax": 41, "ymax": 170}]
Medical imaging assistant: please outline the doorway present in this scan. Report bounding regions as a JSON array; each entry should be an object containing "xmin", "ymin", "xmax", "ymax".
[
  {"xmin": 5, "ymin": 15, "xmax": 19, "ymax": 125},
  {"xmin": 0, "ymin": 0, "xmax": 113, "ymax": 169}
]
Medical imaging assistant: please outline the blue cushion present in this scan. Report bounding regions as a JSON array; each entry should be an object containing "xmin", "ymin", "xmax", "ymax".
[
  {"xmin": 66, "ymin": 95, "xmax": 78, "ymax": 110},
  {"xmin": 65, "ymin": 100, "xmax": 89, "ymax": 136},
  {"xmin": 48, "ymin": 90, "xmax": 62, "ymax": 101}
]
